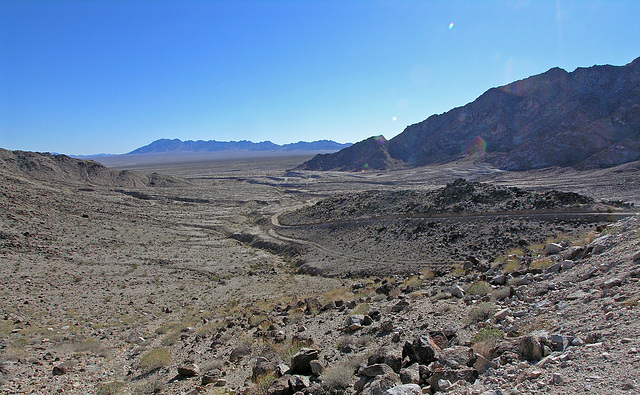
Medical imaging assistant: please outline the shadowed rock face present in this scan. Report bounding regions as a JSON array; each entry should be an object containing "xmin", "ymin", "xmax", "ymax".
[
  {"xmin": 300, "ymin": 57, "xmax": 640, "ymax": 171},
  {"xmin": 296, "ymin": 136, "xmax": 399, "ymax": 171}
]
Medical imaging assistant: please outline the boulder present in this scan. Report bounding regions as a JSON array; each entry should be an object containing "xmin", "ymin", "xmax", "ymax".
[
  {"xmin": 586, "ymin": 235, "xmax": 611, "ymax": 255},
  {"xmin": 544, "ymin": 243, "xmax": 563, "ymax": 255},
  {"xmin": 403, "ymin": 333, "xmax": 441, "ymax": 365},
  {"xmin": 520, "ymin": 331, "xmax": 549, "ymax": 361},
  {"xmin": 473, "ymin": 354, "xmax": 497, "ymax": 374},
  {"xmin": 449, "ymin": 285, "xmax": 465, "ymax": 298},
  {"xmin": 347, "ymin": 315, "xmax": 365, "ymax": 331},
  {"xmin": 438, "ymin": 346, "xmax": 474, "ymax": 369},
  {"xmin": 385, "ymin": 384, "xmax": 422, "ymax": 395},
  {"xmin": 253, "ymin": 357, "xmax": 280, "ymax": 380},
  {"xmin": 177, "ymin": 363, "xmax": 200, "ymax": 377},
  {"xmin": 362, "ymin": 363, "xmax": 394, "ymax": 378},
  {"xmin": 360, "ymin": 371, "xmax": 401, "ymax": 395},
  {"xmin": 428, "ymin": 369, "xmax": 478, "ymax": 391},
  {"xmin": 290, "ymin": 348, "xmax": 319, "ymax": 375},
  {"xmin": 399, "ymin": 363, "xmax": 420, "ymax": 384},
  {"xmin": 309, "ymin": 360, "xmax": 324, "ymax": 376}
]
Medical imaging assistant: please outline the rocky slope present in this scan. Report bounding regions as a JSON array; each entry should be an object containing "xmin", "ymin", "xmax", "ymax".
[
  {"xmin": 299, "ymin": 57, "xmax": 640, "ymax": 172},
  {"xmin": 2, "ymin": 150, "xmax": 640, "ymax": 394},
  {"xmin": 0, "ymin": 148, "xmax": 186, "ymax": 188}
]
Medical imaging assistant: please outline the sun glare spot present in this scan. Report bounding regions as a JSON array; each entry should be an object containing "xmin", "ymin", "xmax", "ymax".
[{"xmin": 392, "ymin": 116, "xmax": 397, "ymax": 121}]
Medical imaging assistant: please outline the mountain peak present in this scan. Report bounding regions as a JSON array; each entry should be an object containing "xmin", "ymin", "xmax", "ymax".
[{"xmin": 299, "ymin": 57, "xmax": 640, "ymax": 172}]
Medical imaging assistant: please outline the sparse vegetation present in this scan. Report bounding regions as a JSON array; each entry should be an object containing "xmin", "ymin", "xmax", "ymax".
[
  {"xmin": 467, "ymin": 281, "xmax": 490, "ymax": 296},
  {"xmin": 321, "ymin": 362, "xmax": 355, "ymax": 390},
  {"xmin": 466, "ymin": 302, "xmax": 495, "ymax": 324},
  {"xmin": 138, "ymin": 348, "xmax": 171, "ymax": 374}
]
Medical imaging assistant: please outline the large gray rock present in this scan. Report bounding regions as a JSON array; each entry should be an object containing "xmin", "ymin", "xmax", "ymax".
[
  {"xmin": 360, "ymin": 371, "xmax": 402, "ymax": 395},
  {"xmin": 403, "ymin": 334, "xmax": 440, "ymax": 365},
  {"xmin": 428, "ymin": 369, "xmax": 478, "ymax": 391},
  {"xmin": 399, "ymin": 363, "xmax": 420, "ymax": 384},
  {"xmin": 177, "ymin": 363, "xmax": 200, "ymax": 377},
  {"xmin": 520, "ymin": 331, "xmax": 549, "ymax": 361},
  {"xmin": 586, "ymin": 235, "xmax": 611, "ymax": 255},
  {"xmin": 362, "ymin": 363, "xmax": 395, "ymax": 378},
  {"xmin": 253, "ymin": 357, "xmax": 280, "ymax": 380},
  {"xmin": 438, "ymin": 346, "xmax": 474, "ymax": 369},
  {"xmin": 544, "ymin": 243, "xmax": 563, "ymax": 255},
  {"xmin": 385, "ymin": 384, "xmax": 422, "ymax": 395},
  {"xmin": 290, "ymin": 348, "xmax": 319, "ymax": 375}
]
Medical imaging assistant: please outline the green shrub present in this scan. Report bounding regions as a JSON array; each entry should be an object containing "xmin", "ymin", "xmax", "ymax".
[
  {"xmin": 466, "ymin": 302, "xmax": 494, "ymax": 323},
  {"xmin": 467, "ymin": 281, "xmax": 490, "ymax": 296},
  {"xmin": 139, "ymin": 348, "xmax": 171, "ymax": 374},
  {"xmin": 472, "ymin": 327, "xmax": 505, "ymax": 344},
  {"xmin": 97, "ymin": 381, "xmax": 124, "ymax": 395},
  {"xmin": 321, "ymin": 363, "xmax": 355, "ymax": 390}
]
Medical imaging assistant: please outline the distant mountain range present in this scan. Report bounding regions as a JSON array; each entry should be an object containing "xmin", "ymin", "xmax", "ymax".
[
  {"xmin": 299, "ymin": 56, "xmax": 640, "ymax": 171},
  {"xmin": 129, "ymin": 139, "xmax": 351, "ymax": 154}
]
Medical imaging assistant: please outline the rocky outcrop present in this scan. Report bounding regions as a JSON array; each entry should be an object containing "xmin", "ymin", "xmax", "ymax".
[
  {"xmin": 296, "ymin": 136, "xmax": 400, "ymax": 171},
  {"xmin": 299, "ymin": 57, "xmax": 640, "ymax": 171},
  {"xmin": 0, "ymin": 148, "xmax": 186, "ymax": 188}
]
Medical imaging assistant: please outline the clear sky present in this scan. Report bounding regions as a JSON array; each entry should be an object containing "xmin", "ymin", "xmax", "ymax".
[{"xmin": 1, "ymin": 0, "xmax": 639, "ymax": 155}]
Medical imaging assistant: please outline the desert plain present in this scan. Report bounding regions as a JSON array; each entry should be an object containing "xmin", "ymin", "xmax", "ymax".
[{"xmin": 1, "ymin": 151, "xmax": 640, "ymax": 394}]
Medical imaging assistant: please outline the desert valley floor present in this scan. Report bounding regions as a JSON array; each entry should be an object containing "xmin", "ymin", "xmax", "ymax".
[{"xmin": 1, "ymin": 152, "xmax": 640, "ymax": 394}]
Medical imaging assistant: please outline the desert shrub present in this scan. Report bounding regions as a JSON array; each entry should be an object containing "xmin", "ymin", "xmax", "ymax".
[
  {"xmin": 132, "ymin": 373, "xmax": 164, "ymax": 395},
  {"xmin": 97, "ymin": 381, "xmax": 124, "ymax": 395},
  {"xmin": 503, "ymin": 257, "xmax": 521, "ymax": 272},
  {"xmin": 160, "ymin": 332, "xmax": 179, "ymax": 346},
  {"xmin": 467, "ymin": 281, "xmax": 490, "ymax": 296},
  {"xmin": 472, "ymin": 327, "xmax": 505, "ymax": 344},
  {"xmin": 322, "ymin": 288, "xmax": 354, "ymax": 304},
  {"xmin": 466, "ymin": 302, "xmax": 494, "ymax": 323},
  {"xmin": 247, "ymin": 373, "xmax": 278, "ymax": 395},
  {"xmin": 530, "ymin": 257, "xmax": 553, "ymax": 270},
  {"xmin": 248, "ymin": 314, "xmax": 270, "ymax": 329},
  {"xmin": 451, "ymin": 265, "xmax": 466, "ymax": 277},
  {"xmin": 420, "ymin": 268, "xmax": 435, "ymax": 279},
  {"xmin": 402, "ymin": 275, "xmax": 422, "ymax": 289},
  {"xmin": 492, "ymin": 287, "xmax": 512, "ymax": 301},
  {"xmin": 321, "ymin": 362, "xmax": 355, "ymax": 390},
  {"xmin": 471, "ymin": 327, "xmax": 505, "ymax": 359},
  {"xmin": 139, "ymin": 348, "xmax": 171, "ymax": 374},
  {"xmin": 433, "ymin": 291, "xmax": 449, "ymax": 300},
  {"xmin": 351, "ymin": 303, "xmax": 370, "ymax": 315}
]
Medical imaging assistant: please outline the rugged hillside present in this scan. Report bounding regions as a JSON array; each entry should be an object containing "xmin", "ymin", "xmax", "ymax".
[
  {"xmin": 299, "ymin": 57, "xmax": 640, "ymax": 171},
  {"xmin": 296, "ymin": 136, "xmax": 399, "ymax": 172},
  {"xmin": 0, "ymin": 148, "xmax": 186, "ymax": 188},
  {"xmin": 130, "ymin": 138, "xmax": 351, "ymax": 154}
]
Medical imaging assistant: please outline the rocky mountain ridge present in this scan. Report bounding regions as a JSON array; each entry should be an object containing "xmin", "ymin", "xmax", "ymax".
[
  {"xmin": 0, "ymin": 148, "xmax": 186, "ymax": 188},
  {"xmin": 299, "ymin": 57, "xmax": 640, "ymax": 172},
  {"xmin": 129, "ymin": 139, "xmax": 352, "ymax": 154}
]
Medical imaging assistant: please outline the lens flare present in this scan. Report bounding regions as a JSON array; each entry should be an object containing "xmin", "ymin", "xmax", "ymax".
[
  {"xmin": 374, "ymin": 135, "xmax": 387, "ymax": 145},
  {"xmin": 465, "ymin": 136, "xmax": 487, "ymax": 158},
  {"xmin": 449, "ymin": 22, "xmax": 454, "ymax": 30}
]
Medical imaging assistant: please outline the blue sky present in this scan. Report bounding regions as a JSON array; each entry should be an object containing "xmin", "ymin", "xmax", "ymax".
[{"xmin": 1, "ymin": 0, "xmax": 639, "ymax": 155}]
